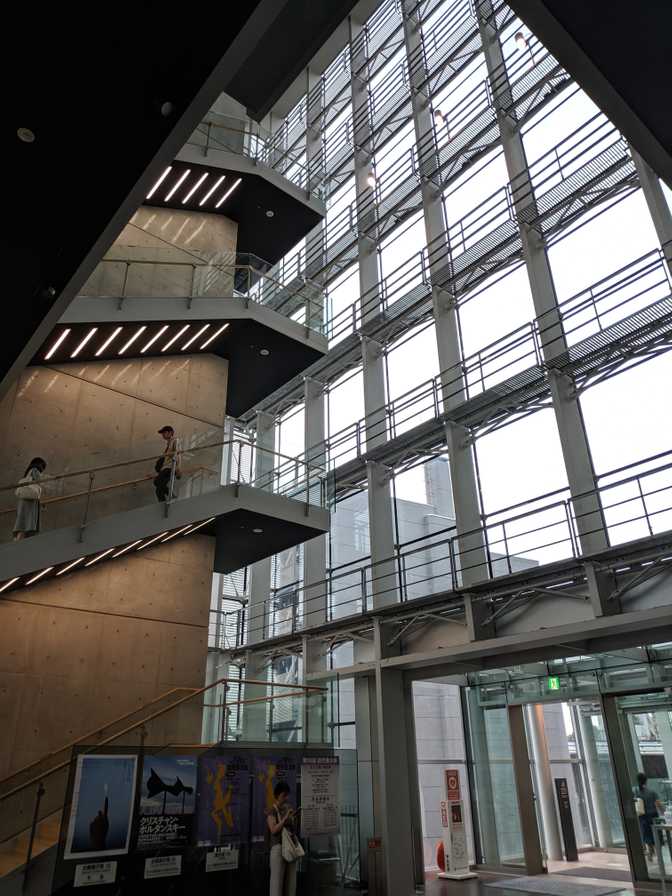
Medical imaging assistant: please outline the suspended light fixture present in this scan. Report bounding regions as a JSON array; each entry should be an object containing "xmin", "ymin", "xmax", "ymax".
[
  {"xmin": 366, "ymin": 170, "xmax": 376, "ymax": 188},
  {"xmin": 514, "ymin": 31, "xmax": 528, "ymax": 50}
]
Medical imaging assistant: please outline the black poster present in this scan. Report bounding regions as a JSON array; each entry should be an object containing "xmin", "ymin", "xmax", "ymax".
[{"xmin": 554, "ymin": 777, "xmax": 578, "ymax": 862}]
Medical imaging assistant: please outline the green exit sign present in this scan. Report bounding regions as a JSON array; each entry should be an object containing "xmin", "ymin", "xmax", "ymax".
[{"xmin": 548, "ymin": 676, "xmax": 561, "ymax": 691}]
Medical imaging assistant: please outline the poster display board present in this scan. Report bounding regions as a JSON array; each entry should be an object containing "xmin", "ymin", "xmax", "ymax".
[
  {"xmin": 65, "ymin": 755, "xmax": 137, "ymax": 860},
  {"xmin": 300, "ymin": 756, "xmax": 340, "ymax": 835},
  {"xmin": 251, "ymin": 754, "xmax": 299, "ymax": 842},
  {"xmin": 196, "ymin": 754, "xmax": 250, "ymax": 846},
  {"xmin": 137, "ymin": 755, "xmax": 197, "ymax": 850}
]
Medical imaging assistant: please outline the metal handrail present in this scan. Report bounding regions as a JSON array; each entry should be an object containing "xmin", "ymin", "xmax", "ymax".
[{"xmin": 0, "ymin": 676, "xmax": 326, "ymax": 806}]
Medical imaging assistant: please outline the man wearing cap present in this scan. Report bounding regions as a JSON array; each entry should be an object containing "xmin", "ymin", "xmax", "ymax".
[{"xmin": 154, "ymin": 425, "xmax": 182, "ymax": 502}]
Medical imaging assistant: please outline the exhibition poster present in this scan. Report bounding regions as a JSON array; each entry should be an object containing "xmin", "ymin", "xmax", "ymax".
[
  {"xmin": 196, "ymin": 754, "xmax": 250, "ymax": 846},
  {"xmin": 136, "ymin": 755, "xmax": 197, "ymax": 850},
  {"xmin": 300, "ymin": 757, "xmax": 340, "ymax": 835},
  {"xmin": 251, "ymin": 755, "xmax": 298, "ymax": 842},
  {"xmin": 64, "ymin": 754, "xmax": 137, "ymax": 860}
]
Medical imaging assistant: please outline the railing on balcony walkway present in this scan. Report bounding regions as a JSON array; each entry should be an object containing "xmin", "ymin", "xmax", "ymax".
[{"xmin": 213, "ymin": 445, "xmax": 672, "ymax": 648}]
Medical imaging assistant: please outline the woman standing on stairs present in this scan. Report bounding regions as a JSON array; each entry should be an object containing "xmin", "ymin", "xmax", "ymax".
[{"xmin": 13, "ymin": 457, "xmax": 47, "ymax": 540}]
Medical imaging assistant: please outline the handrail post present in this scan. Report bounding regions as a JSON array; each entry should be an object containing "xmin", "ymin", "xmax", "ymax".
[
  {"xmin": 164, "ymin": 453, "xmax": 178, "ymax": 518},
  {"xmin": 360, "ymin": 567, "xmax": 367, "ymax": 614},
  {"xmin": 22, "ymin": 780, "xmax": 45, "ymax": 893},
  {"xmin": 78, "ymin": 471, "xmax": 95, "ymax": 542},
  {"xmin": 118, "ymin": 261, "xmax": 130, "ymax": 310},
  {"xmin": 187, "ymin": 264, "xmax": 197, "ymax": 309}
]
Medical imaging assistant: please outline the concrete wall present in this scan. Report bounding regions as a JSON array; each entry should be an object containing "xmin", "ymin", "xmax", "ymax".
[
  {"xmin": 82, "ymin": 206, "xmax": 238, "ymax": 298},
  {"xmin": 0, "ymin": 534, "xmax": 213, "ymax": 778},
  {"xmin": 0, "ymin": 355, "xmax": 228, "ymax": 539}
]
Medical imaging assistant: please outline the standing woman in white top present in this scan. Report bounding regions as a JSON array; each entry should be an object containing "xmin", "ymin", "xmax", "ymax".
[{"xmin": 13, "ymin": 457, "xmax": 47, "ymax": 540}]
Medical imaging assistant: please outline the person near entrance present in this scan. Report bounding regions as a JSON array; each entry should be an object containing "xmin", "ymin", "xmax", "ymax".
[
  {"xmin": 634, "ymin": 772, "xmax": 664, "ymax": 860},
  {"xmin": 266, "ymin": 781, "xmax": 299, "ymax": 896}
]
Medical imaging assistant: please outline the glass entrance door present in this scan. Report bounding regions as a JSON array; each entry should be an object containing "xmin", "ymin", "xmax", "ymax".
[{"xmin": 613, "ymin": 692, "xmax": 672, "ymax": 883}]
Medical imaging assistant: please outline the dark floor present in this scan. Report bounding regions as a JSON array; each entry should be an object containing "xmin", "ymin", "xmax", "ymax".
[{"xmin": 423, "ymin": 875, "xmax": 633, "ymax": 895}]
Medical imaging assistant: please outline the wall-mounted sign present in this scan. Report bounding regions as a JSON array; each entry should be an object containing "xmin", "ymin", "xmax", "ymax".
[
  {"xmin": 144, "ymin": 855, "xmax": 182, "ymax": 880},
  {"xmin": 73, "ymin": 861, "xmax": 117, "ymax": 887},
  {"xmin": 301, "ymin": 757, "xmax": 339, "ymax": 835}
]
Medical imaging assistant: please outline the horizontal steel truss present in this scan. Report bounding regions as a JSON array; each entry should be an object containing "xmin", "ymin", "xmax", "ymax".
[
  {"xmin": 232, "ymin": 528, "xmax": 672, "ymax": 663},
  {"xmin": 300, "ymin": 37, "xmax": 572, "ymax": 289},
  {"xmin": 330, "ymin": 283, "xmax": 672, "ymax": 492},
  {"xmin": 243, "ymin": 127, "xmax": 639, "ymax": 424}
]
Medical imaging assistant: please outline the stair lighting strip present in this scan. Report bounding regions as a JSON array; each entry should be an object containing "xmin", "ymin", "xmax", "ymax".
[
  {"xmin": 140, "ymin": 325, "xmax": 170, "ymax": 353},
  {"xmin": 161, "ymin": 325, "xmax": 190, "ymax": 352},
  {"xmin": 44, "ymin": 329, "xmax": 71, "ymax": 360},
  {"xmin": 118, "ymin": 326, "xmax": 147, "ymax": 355},
  {"xmin": 200, "ymin": 324, "xmax": 229, "ymax": 349},
  {"xmin": 215, "ymin": 178, "xmax": 242, "ymax": 208},
  {"xmin": 146, "ymin": 166, "xmax": 172, "ymax": 199},
  {"xmin": 165, "ymin": 170, "xmax": 190, "ymax": 202},
  {"xmin": 1, "ymin": 516, "xmax": 220, "ymax": 595},
  {"xmin": 199, "ymin": 175, "xmax": 225, "ymax": 206},
  {"xmin": 183, "ymin": 172, "xmax": 208, "ymax": 204},
  {"xmin": 95, "ymin": 327, "xmax": 123, "ymax": 357},
  {"xmin": 71, "ymin": 328, "xmax": 98, "ymax": 358},
  {"xmin": 181, "ymin": 324, "xmax": 210, "ymax": 350}
]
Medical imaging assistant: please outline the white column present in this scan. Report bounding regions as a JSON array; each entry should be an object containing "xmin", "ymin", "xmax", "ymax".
[
  {"xmin": 632, "ymin": 148, "xmax": 672, "ymax": 268},
  {"xmin": 578, "ymin": 707, "xmax": 613, "ymax": 848},
  {"xmin": 526, "ymin": 704, "xmax": 563, "ymax": 861},
  {"xmin": 303, "ymin": 376, "xmax": 328, "ymax": 628}
]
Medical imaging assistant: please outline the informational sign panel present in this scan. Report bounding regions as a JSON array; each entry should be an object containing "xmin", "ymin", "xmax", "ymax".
[
  {"xmin": 73, "ymin": 861, "xmax": 117, "ymax": 887},
  {"xmin": 438, "ymin": 768, "xmax": 476, "ymax": 881},
  {"xmin": 137, "ymin": 755, "xmax": 197, "ymax": 850},
  {"xmin": 445, "ymin": 769, "xmax": 461, "ymax": 802},
  {"xmin": 205, "ymin": 846, "xmax": 240, "ymax": 873},
  {"xmin": 554, "ymin": 778, "xmax": 579, "ymax": 862},
  {"xmin": 144, "ymin": 855, "xmax": 182, "ymax": 879},
  {"xmin": 197, "ymin": 755, "xmax": 250, "ymax": 846},
  {"xmin": 65, "ymin": 755, "xmax": 137, "ymax": 860},
  {"xmin": 301, "ymin": 756, "xmax": 340, "ymax": 835}
]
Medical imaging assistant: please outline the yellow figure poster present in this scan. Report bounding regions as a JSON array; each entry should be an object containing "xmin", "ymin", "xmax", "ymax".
[
  {"xmin": 196, "ymin": 755, "xmax": 250, "ymax": 846},
  {"xmin": 251, "ymin": 755, "xmax": 298, "ymax": 842}
]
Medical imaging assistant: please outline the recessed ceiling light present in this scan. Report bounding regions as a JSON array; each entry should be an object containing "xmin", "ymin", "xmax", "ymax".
[
  {"xmin": 44, "ymin": 329, "xmax": 71, "ymax": 360},
  {"xmin": 165, "ymin": 169, "xmax": 191, "ymax": 202},
  {"xmin": 182, "ymin": 324, "xmax": 210, "ymax": 350},
  {"xmin": 70, "ymin": 327, "xmax": 98, "ymax": 358},
  {"xmin": 160, "ymin": 101, "xmax": 174, "ymax": 117},
  {"xmin": 215, "ymin": 177, "xmax": 242, "ymax": 208},
  {"xmin": 162, "ymin": 324, "xmax": 190, "ymax": 352},
  {"xmin": 17, "ymin": 127, "xmax": 35, "ymax": 143},
  {"xmin": 95, "ymin": 326, "xmax": 123, "ymax": 357},
  {"xmin": 119, "ymin": 326, "xmax": 147, "ymax": 355},
  {"xmin": 200, "ymin": 323, "xmax": 229, "ymax": 349},
  {"xmin": 266, "ymin": 210, "xmax": 275, "ymax": 218},
  {"xmin": 260, "ymin": 348, "xmax": 270, "ymax": 357},
  {"xmin": 146, "ymin": 166, "xmax": 172, "ymax": 199},
  {"xmin": 183, "ymin": 172, "xmax": 209, "ymax": 204},
  {"xmin": 140, "ymin": 325, "xmax": 170, "ymax": 353},
  {"xmin": 199, "ymin": 175, "xmax": 225, "ymax": 206},
  {"xmin": 252, "ymin": 528, "xmax": 264, "ymax": 534}
]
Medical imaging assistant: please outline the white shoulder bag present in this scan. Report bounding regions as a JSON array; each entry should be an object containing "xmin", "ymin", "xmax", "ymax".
[
  {"xmin": 281, "ymin": 826, "xmax": 305, "ymax": 863},
  {"xmin": 15, "ymin": 475, "xmax": 42, "ymax": 501}
]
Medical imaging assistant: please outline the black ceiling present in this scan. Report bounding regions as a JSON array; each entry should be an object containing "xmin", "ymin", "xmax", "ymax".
[
  {"xmin": 144, "ymin": 161, "xmax": 322, "ymax": 265},
  {"xmin": 0, "ymin": 0, "xmax": 354, "ymax": 402},
  {"xmin": 32, "ymin": 318, "xmax": 324, "ymax": 418},
  {"xmin": 508, "ymin": 0, "xmax": 672, "ymax": 188},
  {"xmin": 227, "ymin": 0, "xmax": 362, "ymax": 120},
  {"xmin": 214, "ymin": 508, "xmax": 326, "ymax": 573}
]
